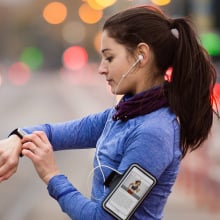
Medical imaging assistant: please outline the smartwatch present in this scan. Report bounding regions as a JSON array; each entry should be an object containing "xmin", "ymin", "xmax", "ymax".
[
  {"xmin": 8, "ymin": 128, "xmax": 27, "ymax": 157},
  {"xmin": 8, "ymin": 128, "xmax": 26, "ymax": 139}
]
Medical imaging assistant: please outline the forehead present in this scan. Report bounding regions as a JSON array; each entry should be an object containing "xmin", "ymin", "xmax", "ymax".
[{"xmin": 100, "ymin": 30, "xmax": 125, "ymax": 53}]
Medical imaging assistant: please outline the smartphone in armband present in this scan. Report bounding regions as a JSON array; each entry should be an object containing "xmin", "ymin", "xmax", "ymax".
[{"xmin": 102, "ymin": 164, "xmax": 157, "ymax": 220}]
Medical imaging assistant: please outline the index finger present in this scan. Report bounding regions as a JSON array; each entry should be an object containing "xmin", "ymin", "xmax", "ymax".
[
  {"xmin": 22, "ymin": 132, "xmax": 46, "ymax": 146},
  {"xmin": 32, "ymin": 131, "xmax": 49, "ymax": 144}
]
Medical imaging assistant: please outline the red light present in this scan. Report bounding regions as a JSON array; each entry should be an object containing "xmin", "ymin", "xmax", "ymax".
[
  {"xmin": 62, "ymin": 46, "xmax": 88, "ymax": 70},
  {"xmin": 8, "ymin": 62, "xmax": 30, "ymax": 86},
  {"xmin": 165, "ymin": 67, "xmax": 172, "ymax": 82},
  {"xmin": 213, "ymin": 83, "xmax": 220, "ymax": 110}
]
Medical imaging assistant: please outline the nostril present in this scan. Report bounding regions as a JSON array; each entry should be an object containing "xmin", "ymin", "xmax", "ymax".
[{"xmin": 98, "ymin": 66, "xmax": 108, "ymax": 75}]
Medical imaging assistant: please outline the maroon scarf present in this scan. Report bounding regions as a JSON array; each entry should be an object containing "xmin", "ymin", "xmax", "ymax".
[{"xmin": 112, "ymin": 85, "xmax": 168, "ymax": 121}]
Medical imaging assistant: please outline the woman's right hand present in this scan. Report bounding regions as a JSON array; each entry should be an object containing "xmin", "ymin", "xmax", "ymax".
[{"xmin": 0, "ymin": 135, "xmax": 22, "ymax": 182}]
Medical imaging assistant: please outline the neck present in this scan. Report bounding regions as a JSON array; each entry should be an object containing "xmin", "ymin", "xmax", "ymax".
[{"xmin": 134, "ymin": 75, "xmax": 165, "ymax": 95}]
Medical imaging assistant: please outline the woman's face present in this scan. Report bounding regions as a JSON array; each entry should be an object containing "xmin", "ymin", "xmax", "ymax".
[{"xmin": 98, "ymin": 30, "xmax": 138, "ymax": 95}]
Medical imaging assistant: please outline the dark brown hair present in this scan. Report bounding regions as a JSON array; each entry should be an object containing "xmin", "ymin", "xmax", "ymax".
[{"xmin": 103, "ymin": 5, "xmax": 218, "ymax": 157}]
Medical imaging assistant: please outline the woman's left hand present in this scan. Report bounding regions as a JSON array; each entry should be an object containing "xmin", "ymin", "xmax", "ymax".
[{"xmin": 21, "ymin": 131, "xmax": 60, "ymax": 185}]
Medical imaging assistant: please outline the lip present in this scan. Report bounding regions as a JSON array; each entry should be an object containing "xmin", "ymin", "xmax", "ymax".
[{"xmin": 106, "ymin": 79, "xmax": 113, "ymax": 85}]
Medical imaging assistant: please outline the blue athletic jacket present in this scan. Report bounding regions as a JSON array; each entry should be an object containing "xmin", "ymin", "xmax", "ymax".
[{"xmin": 24, "ymin": 106, "xmax": 182, "ymax": 220}]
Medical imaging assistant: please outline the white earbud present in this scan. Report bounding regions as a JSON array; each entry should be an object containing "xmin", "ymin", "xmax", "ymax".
[
  {"xmin": 138, "ymin": 54, "xmax": 144, "ymax": 61},
  {"xmin": 121, "ymin": 54, "xmax": 143, "ymax": 78}
]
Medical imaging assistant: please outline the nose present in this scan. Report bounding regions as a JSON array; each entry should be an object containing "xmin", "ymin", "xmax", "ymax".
[{"xmin": 98, "ymin": 60, "xmax": 108, "ymax": 75}]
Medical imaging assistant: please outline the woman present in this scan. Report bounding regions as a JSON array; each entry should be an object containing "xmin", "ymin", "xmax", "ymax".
[
  {"xmin": 127, "ymin": 180, "xmax": 142, "ymax": 194},
  {"xmin": 0, "ymin": 5, "xmax": 218, "ymax": 220}
]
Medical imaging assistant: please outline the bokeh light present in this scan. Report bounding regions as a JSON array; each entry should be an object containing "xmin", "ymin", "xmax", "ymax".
[
  {"xmin": 8, "ymin": 62, "xmax": 30, "ymax": 86},
  {"xmin": 165, "ymin": 67, "xmax": 172, "ymax": 82},
  {"xmin": 200, "ymin": 32, "xmax": 220, "ymax": 57},
  {"xmin": 94, "ymin": 31, "xmax": 102, "ymax": 53},
  {"xmin": 62, "ymin": 46, "xmax": 88, "ymax": 71},
  {"xmin": 43, "ymin": 1, "xmax": 67, "ymax": 25},
  {"xmin": 20, "ymin": 47, "xmax": 43, "ymax": 70},
  {"xmin": 62, "ymin": 21, "xmax": 86, "ymax": 44},
  {"xmin": 213, "ymin": 83, "xmax": 220, "ymax": 110},
  {"xmin": 87, "ymin": 0, "xmax": 104, "ymax": 10},
  {"xmin": 79, "ymin": 3, "xmax": 103, "ymax": 24},
  {"xmin": 151, "ymin": 0, "xmax": 171, "ymax": 6},
  {"xmin": 86, "ymin": 0, "xmax": 117, "ymax": 9},
  {"xmin": 95, "ymin": 0, "xmax": 117, "ymax": 8}
]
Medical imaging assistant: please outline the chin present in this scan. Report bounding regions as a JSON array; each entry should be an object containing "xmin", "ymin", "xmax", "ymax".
[
  {"xmin": 111, "ymin": 86, "xmax": 127, "ymax": 95},
  {"xmin": 112, "ymin": 87, "xmax": 120, "ymax": 95}
]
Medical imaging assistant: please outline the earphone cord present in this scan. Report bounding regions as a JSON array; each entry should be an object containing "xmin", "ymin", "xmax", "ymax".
[
  {"xmin": 89, "ymin": 58, "xmax": 141, "ymax": 199},
  {"xmin": 94, "ymin": 103, "xmax": 118, "ymax": 193},
  {"xmin": 87, "ymin": 164, "xmax": 123, "ymax": 201},
  {"xmin": 112, "ymin": 60, "xmax": 138, "ymax": 106},
  {"xmin": 91, "ymin": 80, "xmax": 123, "ymax": 198}
]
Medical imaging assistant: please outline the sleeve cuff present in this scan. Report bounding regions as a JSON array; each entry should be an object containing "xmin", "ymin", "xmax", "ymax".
[{"xmin": 47, "ymin": 174, "xmax": 77, "ymax": 200}]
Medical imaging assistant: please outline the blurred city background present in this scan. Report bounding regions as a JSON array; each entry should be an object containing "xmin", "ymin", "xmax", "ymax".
[{"xmin": 0, "ymin": 0, "xmax": 220, "ymax": 219}]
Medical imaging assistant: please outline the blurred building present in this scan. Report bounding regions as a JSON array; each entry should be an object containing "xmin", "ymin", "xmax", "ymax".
[{"xmin": 0, "ymin": 0, "xmax": 219, "ymax": 72}]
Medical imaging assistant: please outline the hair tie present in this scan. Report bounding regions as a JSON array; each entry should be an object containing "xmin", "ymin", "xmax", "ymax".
[{"xmin": 171, "ymin": 28, "xmax": 179, "ymax": 39}]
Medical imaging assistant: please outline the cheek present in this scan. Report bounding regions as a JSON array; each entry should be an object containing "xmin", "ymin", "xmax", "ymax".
[{"xmin": 111, "ymin": 61, "xmax": 128, "ymax": 78}]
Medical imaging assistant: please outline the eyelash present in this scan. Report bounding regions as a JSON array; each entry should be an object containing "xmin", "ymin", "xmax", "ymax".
[{"xmin": 105, "ymin": 56, "xmax": 113, "ymax": 62}]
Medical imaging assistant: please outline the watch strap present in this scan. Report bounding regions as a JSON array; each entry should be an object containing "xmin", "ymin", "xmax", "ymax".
[{"xmin": 8, "ymin": 128, "xmax": 26, "ymax": 139}]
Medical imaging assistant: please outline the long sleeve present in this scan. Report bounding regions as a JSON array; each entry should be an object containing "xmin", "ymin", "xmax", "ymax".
[
  {"xmin": 47, "ymin": 175, "xmax": 114, "ymax": 220},
  {"xmin": 23, "ymin": 109, "xmax": 111, "ymax": 151},
  {"xmin": 24, "ymin": 106, "xmax": 181, "ymax": 220}
]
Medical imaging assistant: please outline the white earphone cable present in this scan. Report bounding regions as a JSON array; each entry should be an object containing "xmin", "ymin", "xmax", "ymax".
[{"xmin": 87, "ymin": 55, "xmax": 143, "ymax": 199}]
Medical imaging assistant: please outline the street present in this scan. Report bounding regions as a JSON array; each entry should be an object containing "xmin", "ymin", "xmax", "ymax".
[{"xmin": 0, "ymin": 70, "xmax": 219, "ymax": 220}]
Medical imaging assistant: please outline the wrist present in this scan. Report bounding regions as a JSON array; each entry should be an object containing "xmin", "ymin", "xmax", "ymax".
[
  {"xmin": 8, "ymin": 128, "xmax": 27, "ymax": 157},
  {"xmin": 7, "ymin": 135, "xmax": 22, "ymax": 156},
  {"xmin": 43, "ymin": 171, "xmax": 61, "ymax": 185}
]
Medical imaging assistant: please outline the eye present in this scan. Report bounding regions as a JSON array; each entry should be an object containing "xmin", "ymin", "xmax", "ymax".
[{"xmin": 105, "ymin": 56, "xmax": 113, "ymax": 62}]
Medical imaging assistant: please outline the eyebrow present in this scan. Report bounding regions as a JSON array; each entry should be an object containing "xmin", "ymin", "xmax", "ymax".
[{"xmin": 101, "ymin": 48, "xmax": 111, "ymax": 54}]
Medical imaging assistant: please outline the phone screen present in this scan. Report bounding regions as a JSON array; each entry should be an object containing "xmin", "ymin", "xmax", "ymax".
[{"xmin": 103, "ymin": 164, "xmax": 157, "ymax": 220}]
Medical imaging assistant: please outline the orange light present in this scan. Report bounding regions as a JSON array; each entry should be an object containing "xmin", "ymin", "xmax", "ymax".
[
  {"xmin": 43, "ymin": 1, "xmax": 67, "ymax": 25},
  {"xmin": 62, "ymin": 46, "xmax": 88, "ymax": 70},
  {"xmin": 8, "ymin": 62, "xmax": 30, "ymax": 86},
  {"xmin": 79, "ymin": 3, "xmax": 103, "ymax": 24},
  {"xmin": 87, "ymin": 0, "xmax": 104, "ymax": 10},
  {"xmin": 95, "ymin": 0, "xmax": 117, "ymax": 8},
  {"xmin": 94, "ymin": 31, "xmax": 102, "ymax": 53},
  {"xmin": 151, "ymin": 0, "xmax": 171, "ymax": 6}
]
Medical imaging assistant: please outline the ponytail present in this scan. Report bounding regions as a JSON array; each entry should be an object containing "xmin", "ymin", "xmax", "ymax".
[{"xmin": 167, "ymin": 18, "xmax": 217, "ymax": 157}]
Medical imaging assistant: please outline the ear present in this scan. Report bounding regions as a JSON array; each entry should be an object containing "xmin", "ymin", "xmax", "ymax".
[{"xmin": 136, "ymin": 43, "xmax": 151, "ymax": 67}]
